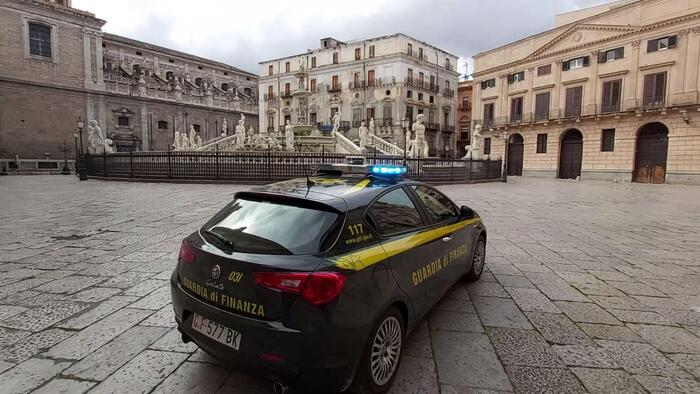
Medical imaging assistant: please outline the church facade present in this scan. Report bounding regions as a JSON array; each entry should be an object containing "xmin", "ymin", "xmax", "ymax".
[{"xmin": 0, "ymin": 0, "xmax": 258, "ymax": 162}]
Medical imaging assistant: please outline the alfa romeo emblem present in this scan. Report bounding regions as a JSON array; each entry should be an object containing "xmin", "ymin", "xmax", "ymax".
[{"xmin": 211, "ymin": 265, "xmax": 222, "ymax": 280}]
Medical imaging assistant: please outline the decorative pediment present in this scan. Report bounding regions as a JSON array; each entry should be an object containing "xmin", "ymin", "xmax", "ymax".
[{"xmin": 528, "ymin": 24, "xmax": 638, "ymax": 60}]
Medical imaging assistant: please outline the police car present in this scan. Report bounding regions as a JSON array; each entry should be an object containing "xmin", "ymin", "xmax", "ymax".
[{"xmin": 170, "ymin": 163, "xmax": 487, "ymax": 393}]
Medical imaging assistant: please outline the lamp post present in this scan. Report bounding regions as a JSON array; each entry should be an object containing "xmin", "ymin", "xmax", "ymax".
[
  {"xmin": 58, "ymin": 141, "xmax": 71, "ymax": 175},
  {"xmin": 76, "ymin": 117, "xmax": 87, "ymax": 181},
  {"xmin": 402, "ymin": 117, "xmax": 409, "ymax": 164},
  {"xmin": 501, "ymin": 130, "xmax": 509, "ymax": 183},
  {"xmin": 73, "ymin": 130, "xmax": 79, "ymax": 176}
]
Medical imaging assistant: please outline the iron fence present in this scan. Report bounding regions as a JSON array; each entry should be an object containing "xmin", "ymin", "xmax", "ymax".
[{"xmin": 85, "ymin": 150, "xmax": 502, "ymax": 184}]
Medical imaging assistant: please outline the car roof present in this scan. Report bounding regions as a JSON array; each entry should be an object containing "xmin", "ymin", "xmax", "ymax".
[{"xmin": 245, "ymin": 176, "xmax": 422, "ymax": 211}]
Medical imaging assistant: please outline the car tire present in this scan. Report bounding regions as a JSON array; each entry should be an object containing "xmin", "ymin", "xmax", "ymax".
[
  {"xmin": 350, "ymin": 307, "xmax": 404, "ymax": 394},
  {"xmin": 465, "ymin": 237, "xmax": 486, "ymax": 282}
]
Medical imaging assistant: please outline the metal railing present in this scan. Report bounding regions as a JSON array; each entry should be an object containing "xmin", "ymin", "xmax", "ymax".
[
  {"xmin": 327, "ymin": 85, "xmax": 342, "ymax": 93},
  {"xmin": 405, "ymin": 77, "xmax": 439, "ymax": 93},
  {"xmin": 84, "ymin": 150, "xmax": 502, "ymax": 184},
  {"xmin": 263, "ymin": 93, "xmax": 277, "ymax": 101},
  {"xmin": 444, "ymin": 88, "xmax": 455, "ymax": 97}
]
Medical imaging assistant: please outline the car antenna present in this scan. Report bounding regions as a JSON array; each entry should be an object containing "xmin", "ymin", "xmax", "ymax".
[{"xmin": 303, "ymin": 166, "xmax": 315, "ymax": 191}]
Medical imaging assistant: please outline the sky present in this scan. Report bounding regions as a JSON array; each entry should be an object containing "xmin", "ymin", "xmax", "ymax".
[{"xmin": 73, "ymin": 0, "xmax": 612, "ymax": 77}]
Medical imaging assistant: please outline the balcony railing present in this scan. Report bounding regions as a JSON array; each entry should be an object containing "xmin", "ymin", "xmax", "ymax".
[
  {"xmin": 405, "ymin": 77, "xmax": 439, "ymax": 93},
  {"xmin": 281, "ymin": 91, "xmax": 293, "ymax": 99},
  {"xmin": 349, "ymin": 81, "xmax": 366, "ymax": 90},
  {"xmin": 443, "ymin": 88, "xmax": 455, "ymax": 97},
  {"xmin": 327, "ymin": 85, "xmax": 342, "ymax": 93},
  {"xmin": 263, "ymin": 93, "xmax": 277, "ymax": 101}
]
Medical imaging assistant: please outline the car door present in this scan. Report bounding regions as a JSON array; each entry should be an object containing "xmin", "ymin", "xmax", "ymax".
[
  {"xmin": 408, "ymin": 185, "xmax": 474, "ymax": 295},
  {"xmin": 364, "ymin": 187, "xmax": 443, "ymax": 320}
]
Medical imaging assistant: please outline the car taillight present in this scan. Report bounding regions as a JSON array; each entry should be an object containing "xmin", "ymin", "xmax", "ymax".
[
  {"xmin": 253, "ymin": 271, "xmax": 346, "ymax": 306},
  {"xmin": 179, "ymin": 240, "xmax": 197, "ymax": 263}
]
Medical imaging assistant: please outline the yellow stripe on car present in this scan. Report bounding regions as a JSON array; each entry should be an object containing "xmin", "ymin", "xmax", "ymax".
[
  {"xmin": 332, "ymin": 218, "xmax": 479, "ymax": 271},
  {"xmin": 343, "ymin": 178, "xmax": 372, "ymax": 195}
]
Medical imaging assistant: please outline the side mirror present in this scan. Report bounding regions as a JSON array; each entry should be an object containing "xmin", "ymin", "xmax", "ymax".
[{"xmin": 460, "ymin": 205, "xmax": 476, "ymax": 220}]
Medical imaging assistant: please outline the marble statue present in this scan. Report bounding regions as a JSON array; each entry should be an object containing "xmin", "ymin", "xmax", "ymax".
[
  {"xmin": 87, "ymin": 120, "xmax": 105, "ymax": 154},
  {"xmin": 104, "ymin": 138, "xmax": 114, "ymax": 153},
  {"xmin": 172, "ymin": 130, "xmax": 182, "ymax": 150},
  {"xmin": 463, "ymin": 125, "xmax": 483, "ymax": 160},
  {"xmin": 221, "ymin": 118, "xmax": 228, "ymax": 136},
  {"xmin": 331, "ymin": 111, "xmax": 341, "ymax": 132},
  {"xmin": 245, "ymin": 126, "xmax": 255, "ymax": 147},
  {"xmin": 299, "ymin": 58, "xmax": 306, "ymax": 73},
  {"xmin": 285, "ymin": 120, "xmax": 295, "ymax": 152},
  {"xmin": 235, "ymin": 115, "xmax": 246, "ymax": 150},
  {"xmin": 194, "ymin": 133, "xmax": 203, "ymax": 149},
  {"xmin": 368, "ymin": 118, "xmax": 376, "ymax": 136},
  {"xmin": 409, "ymin": 114, "xmax": 429, "ymax": 158},
  {"xmin": 180, "ymin": 133, "xmax": 190, "ymax": 150},
  {"xmin": 189, "ymin": 125, "xmax": 196, "ymax": 148},
  {"xmin": 358, "ymin": 121, "xmax": 369, "ymax": 151},
  {"xmin": 268, "ymin": 132, "xmax": 281, "ymax": 150}
]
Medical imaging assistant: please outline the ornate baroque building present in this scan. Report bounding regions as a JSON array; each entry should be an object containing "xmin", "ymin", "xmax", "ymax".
[
  {"xmin": 456, "ymin": 81, "xmax": 473, "ymax": 156},
  {"xmin": 472, "ymin": 0, "xmax": 700, "ymax": 184},
  {"xmin": 258, "ymin": 35, "xmax": 460, "ymax": 157},
  {"xmin": 0, "ymin": 0, "xmax": 258, "ymax": 160}
]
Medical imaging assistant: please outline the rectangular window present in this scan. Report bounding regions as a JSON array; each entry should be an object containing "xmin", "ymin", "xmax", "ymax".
[
  {"xmin": 310, "ymin": 112, "xmax": 317, "ymax": 125},
  {"xmin": 418, "ymin": 92, "xmax": 424, "ymax": 101},
  {"xmin": 407, "ymin": 43, "xmax": 413, "ymax": 56},
  {"xmin": 367, "ymin": 70, "xmax": 375, "ymax": 85},
  {"xmin": 355, "ymin": 48, "xmax": 361, "ymax": 60},
  {"xmin": 310, "ymin": 79, "xmax": 316, "ymax": 92},
  {"xmin": 157, "ymin": 121, "xmax": 168, "ymax": 130},
  {"xmin": 354, "ymin": 72, "xmax": 360, "ymax": 86},
  {"xmin": 118, "ymin": 116, "xmax": 130, "ymax": 127},
  {"xmin": 406, "ymin": 106, "xmax": 413, "ymax": 121},
  {"xmin": 445, "ymin": 58, "xmax": 451, "ymax": 70},
  {"xmin": 563, "ymin": 56, "xmax": 589, "ymax": 71},
  {"xmin": 285, "ymin": 62, "xmax": 290, "ymax": 73},
  {"xmin": 406, "ymin": 90, "xmax": 413, "ymax": 99},
  {"xmin": 267, "ymin": 85, "xmax": 273, "ymax": 96},
  {"xmin": 284, "ymin": 83, "xmax": 291, "ymax": 96},
  {"xmin": 598, "ymin": 47, "xmax": 625, "ymax": 63},
  {"xmin": 311, "ymin": 57, "xmax": 316, "ymax": 68},
  {"xmin": 480, "ymin": 78, "xmax": 496, "ymax": 89},
  {"xmin": 483, "ymin": 138, "xmax": 491, "ymax": 155},
  {"xmin": 647, "ymin": 35, "xmax": 677, "ymax": 53},
  {"xmin": 369, "ymin": 45, "xmax": 375, "ymax": 58},
  {"xmin": 331, "ymin": 75, "xmax": 339, "ymax": 90},
  {"xmin": 536, "ymin": 134, "xmax": 547, "ymax": 153},
  {"xmin": 601, "ymin": 128, "xmax": 615, "ymax": 152},
  {"xmin": 332, "ymin": 52, "xmax": 339, "ymax": 64},
  {"xmin": 535, "ymin": 92, "xmax": 550, "ymax": 121},
  {"xmin": 418, "ymin": 72, "xmax": 424, "ymax": 84},
  {"xmin": 367, "ymin": 107, "xmax": 375, "ymax": 121},
  {"xmin": 510, "ymin": 97, "xmax": 523, "ymax": 122},
  {"xmin": 418, "ymin": 47, "xmax": 423, "ymax": 60},
  {"xmin": 508, "ymin": 71, "xmax": 525, "ymax": 84},
  {"xmin": 601, "ymin": 79, "xmax": 622, "ymax": 113},
  {"xmin": 28, "ymin": 23, "xmax": 52, "ymax": 58},
  {"xmin": 643, "ymin": 72, "xmax": 666, "ymax": 108},
  {"xmin": 408, "ymin": 68, "xmax": 413, "ymax": 80},
  {"xmin": 565, "ymin": 86, "xmax": 583, "ymax": 117},
  {"xmin": 383, "ymin": 103, "xmax": 391, "ymax": 120},
  {"xmin": 352, "ymin": 108, "xmax": 361, "ymax": 127},
  {"xmin": 537, "ymin": 64, "xmax": 551, "ymax": 76},
  {"xmin": 268, "ymin": 65, "xmax": 273, "ymax": 76},
  {"xmin": 483, "ymin": 103, "xmax": 495, "ymax": 125}
]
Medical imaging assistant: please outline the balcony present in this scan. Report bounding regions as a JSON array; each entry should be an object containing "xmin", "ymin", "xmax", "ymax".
[
  {"xmin": 327, "ymin": 84, "xmax": 342, "ymax": 93},
  {"xmin": 443, "ymin": 88, "xmax": 455, "ymax": 98},
  {"xmin": 349, "ymin": 81, "xmax": 366, "ymax": 90},
  {"xmin": 281, "ymin": 91, "xmax": 293, "ymax": 99},
  {"xmin": 405, "ymin": 77, "xmax": 439, "ymax": 93},
  {"xmin": 263, "ymin": 93, "xmax": 277, "ymax": 101},
  {"xmin": 376, "ymin": 117, "xmax": 393, "ymax": 127}
]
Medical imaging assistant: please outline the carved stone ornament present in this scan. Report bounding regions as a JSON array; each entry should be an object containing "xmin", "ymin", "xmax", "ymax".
[
  {"xmin": 631, "ymin": 40, "xmax": 641, "ymax": 48},
  {"xmin": 678, "ymin": 29, "xmax": 690, "ymax": 37}
]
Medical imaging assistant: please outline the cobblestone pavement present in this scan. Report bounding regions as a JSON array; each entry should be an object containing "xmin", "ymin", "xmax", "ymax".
[{"xmin": 0, "ymin": 176, "xmax": 699, "ymax": 394}]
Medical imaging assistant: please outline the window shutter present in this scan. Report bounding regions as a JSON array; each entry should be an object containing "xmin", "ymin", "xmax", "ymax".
[
  {"xmin": 616, "ymin": 47, "xmax": 624, "ymax": 59},
  {"xmin": 583, "ymin": 56, "xmax": 590, "ymax": 67},
  {"xmin": 602, "ymin": 81, "xmax": 612, "ymax": 108},
  {"xmin": 562, "ymin": 60, "xmax": 570, "ymax": 71},
  {"xmin": 480, "ymin": 81, "xmax": 487, "ymax": 90},
  {"xmin": 507, "ymin": 74, "xmax": 514, "ymax": 84},
  {"xmin": 668, "ymin": 35, "xmax": 677, "ymax": 48},
  {"xmin": 573, "ymin": 87, "xmax": 582, "ymax": 116},
  {"xmin": 643, "ymin": 74, "xmax": 655, "ymax": 106},
  {"xmin": 647, "ymin": 39, "xmax": 658, "ymax": 53},
  {"xmin": 611, "ymin": 80, "xmax": 621, "ymax": 110},
  {"xmin": 654, "ymin": 72, "xmax": 666, "ymax": 104},
  {"xmin": 598, "ymin": 51, "xmax": 607, "ymax": 63}
]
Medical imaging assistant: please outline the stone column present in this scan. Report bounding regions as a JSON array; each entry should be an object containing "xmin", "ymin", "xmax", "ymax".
[
  {"xmin": 82, "ymin": 30, "xmax": 93, "ymax": 89},
  {"xmin": 95, "ymin": 33, "xmax": 105, "ymax": 90},
  {"xmin": 553, "ymin": 60, "xmax": 563, "ymax": 117},
  {"xmin": 586, "ymin": 51, "xmax": 598, "ymax": 115},
  {"xmin": 141, "ymin": 104, "xmax": 150, "ymax": 151}
]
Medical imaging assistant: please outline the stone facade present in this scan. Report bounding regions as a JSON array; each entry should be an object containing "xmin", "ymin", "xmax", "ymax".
[
  {"xmin": 258, "ymin": 35, "xmax": 460, "ymax": 157},
  {"xmin": 471, "ymin": 0, "xmax": 700, "ymax": 184},
  {"xmin": 457, "ymin": 81, "xmax": 473, "ymax": 156},
  {"xmin": 0, "ymin": 0, "xmax": 258, "ymax": 159}
]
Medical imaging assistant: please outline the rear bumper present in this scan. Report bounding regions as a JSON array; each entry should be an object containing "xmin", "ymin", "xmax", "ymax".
[{"xmin": 170, "ymin": 270, "xmax": 364, "ymax": 392}]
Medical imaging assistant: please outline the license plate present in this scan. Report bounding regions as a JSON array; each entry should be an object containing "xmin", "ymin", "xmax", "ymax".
[{"xmin": 191, "ymin": 313, "xmax": 242, "ymax": 350}]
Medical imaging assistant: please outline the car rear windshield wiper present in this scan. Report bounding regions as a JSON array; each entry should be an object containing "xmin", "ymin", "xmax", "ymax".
[{"xmin": 201, "ymin": 229, "xmax": 237, "ymax": 251}]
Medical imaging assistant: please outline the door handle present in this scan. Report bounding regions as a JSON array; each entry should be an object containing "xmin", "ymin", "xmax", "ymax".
[{"xmin": 442, "ymin": 235, "xmax": 453, "ymax": 242}]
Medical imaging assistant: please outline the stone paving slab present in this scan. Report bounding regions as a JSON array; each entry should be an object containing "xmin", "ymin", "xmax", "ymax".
[{"xmin": 0, "ymin": 176, "xmax": 698, "ymax": 393}]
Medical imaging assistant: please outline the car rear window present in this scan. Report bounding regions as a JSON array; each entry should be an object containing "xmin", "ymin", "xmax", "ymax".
[{"xmin": 205, "ymin": 198, "xmax": 340, "ymax": 255}]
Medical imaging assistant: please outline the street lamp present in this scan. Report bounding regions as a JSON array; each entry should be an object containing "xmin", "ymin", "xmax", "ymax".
[
  {"xmin": 402, "ymin": 117, "xmax": 409, "ymax": 163},
  {"xmin": 73, "ymin": 130, "xmax": 79, "ymax": 176},
  {"xmin": 501, "ymin": 130, "xmax": 509, "ymax": 183},
  {"xmin": 76, "ymin": 116, "xmax": 87, "ymax": 181},
  {"xmin": 58, "ymin": 141, "xmax": 71, "ymax": 175}
]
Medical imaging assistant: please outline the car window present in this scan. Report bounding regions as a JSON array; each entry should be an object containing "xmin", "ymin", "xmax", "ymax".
[
  {"xmin": 367, "ymin": 188, "xmax": 424, "ymax": 235},
  {"xmin": 206, "ymin": 198, "xmax": 339, "ymax": 255},
  {"xmin": 411, "ymin": 186, "xmax": 458, "ymax": 223}
]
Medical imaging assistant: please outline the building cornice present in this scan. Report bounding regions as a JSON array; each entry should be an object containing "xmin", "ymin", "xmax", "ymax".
[
  {"xmin": 473, "ymin": 11, "xmax": 700, "ymax": 79},
  {"xmin": 638, "ymin": 60, "xmax": 676, "ymax": 70},
  {"xmin": 3, "ymin": 0, "xmax": 105, "ymax": 29}
]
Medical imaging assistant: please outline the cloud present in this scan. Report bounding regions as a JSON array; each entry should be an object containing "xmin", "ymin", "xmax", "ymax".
[{"xmin": 74, "ymin": 0, "xmax": 610, "ymax": 76}]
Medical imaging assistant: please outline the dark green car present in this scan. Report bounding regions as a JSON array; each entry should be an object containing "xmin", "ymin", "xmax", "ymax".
[{"xmin": 170, "ymin": 164, "xmax": 487, "ymax": 393}]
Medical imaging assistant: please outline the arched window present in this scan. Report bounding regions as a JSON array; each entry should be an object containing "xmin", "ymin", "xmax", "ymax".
[
  {"xmin": 166, "ymin": 71, "xmax": 174, "ymax": 81},
  {"xmin": 244, "ymin": 87, "xmax": 252, "ymax": 96},
  {"xmin": 28, "ymin": 22, "xmax": 52, "ymax": 58},
  {"xmin": 221, "ymin": 83, "xmax": 229, "ymax": 91}
]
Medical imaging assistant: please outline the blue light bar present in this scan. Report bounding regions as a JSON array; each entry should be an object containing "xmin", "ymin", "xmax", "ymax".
[{"xmin": 368, "ymin": 165, "xmax": 408, "ymax": 177}]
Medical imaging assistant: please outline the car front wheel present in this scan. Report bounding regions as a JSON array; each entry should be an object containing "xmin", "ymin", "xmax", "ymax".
[
  {"xmin": 351, "ymin": 307, "xmax": 404, "ymax": 393},
  {"xmin": 465, "ymin": 237, "xmax": 486, "ymax": 282}
]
